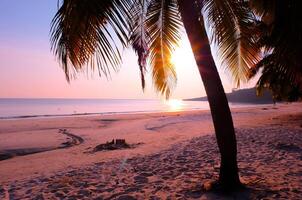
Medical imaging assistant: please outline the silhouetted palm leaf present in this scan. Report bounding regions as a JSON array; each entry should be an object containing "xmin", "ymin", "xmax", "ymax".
[
  {"xmin": 249, "ymin": 0, "xmax": 275, "ymax": 23},
  {"xmin": 146, "ymin": 0, "xmax": 182, "ymax": 98},
  {"xmin": 50, "ymin": 0, "xmax": 130, "ymax": 81},
  {"xmin": 204, "ymin": 0, "xmax": 260, "ymax": 86},
  {"xmin": 129, "ymin": 0, "xmax": 150, "ymax": 89},
  {"xmin": 249, "ymin": 0, "xmax": 302, "ymax": 100},
  {"xmin": 51, "ymin": 0, "xmax": 259, "ymax": 97}
]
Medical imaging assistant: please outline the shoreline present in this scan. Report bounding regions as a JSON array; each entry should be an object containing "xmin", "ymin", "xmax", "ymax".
[
  {"xmin": 0, "ymin": 102, "xmax": 277, "ymax": 120},
  {"xmin": 0, "ymin": 103, "xmax": 301, "ymax": 199},
  {"xmin": 0, "ymin": 109, "xmax": 173, "ymax": 120}
]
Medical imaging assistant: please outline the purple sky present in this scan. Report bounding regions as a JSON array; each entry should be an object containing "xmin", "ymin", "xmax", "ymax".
[{"xmin": 0, "ymin": 0, "xmax": 255, "ymax": 99}]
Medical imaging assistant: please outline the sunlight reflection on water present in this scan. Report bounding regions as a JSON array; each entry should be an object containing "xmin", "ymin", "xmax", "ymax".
[{"xmin": 164, "ymin": 99, "xmax": 185, "ymax": 111}]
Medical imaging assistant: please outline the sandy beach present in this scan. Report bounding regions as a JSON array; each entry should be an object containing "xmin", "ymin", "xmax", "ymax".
[{"xmin": 0, "ymin": 103, "xmax": 301, "ymax": 199}]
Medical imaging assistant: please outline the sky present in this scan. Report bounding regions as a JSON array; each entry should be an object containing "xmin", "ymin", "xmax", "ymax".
[{"xmin": 0, "ymin": 0, "xmax": 255, "ymax": 99}]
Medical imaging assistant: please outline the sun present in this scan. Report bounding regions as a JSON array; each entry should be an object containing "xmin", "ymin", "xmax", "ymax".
[{"xmin": 170, "ymin": 39, "xmax": 194, "ymax": 69}]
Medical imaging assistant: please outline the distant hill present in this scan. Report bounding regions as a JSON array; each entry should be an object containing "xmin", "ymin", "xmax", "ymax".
[{"xmin": 185, "ymin": 88, "xmax": 274, "ymax": 104}]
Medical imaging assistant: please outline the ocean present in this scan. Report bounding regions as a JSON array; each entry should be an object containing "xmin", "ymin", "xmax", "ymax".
[{"xmin": 0, "ymin": 98, "xmax": 256, "ymax": 119}]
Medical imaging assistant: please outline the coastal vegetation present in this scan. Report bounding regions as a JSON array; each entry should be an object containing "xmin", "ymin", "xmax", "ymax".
[{"xmin": 248, "ymin": 0, "xmax": 302, "ymax": 101}]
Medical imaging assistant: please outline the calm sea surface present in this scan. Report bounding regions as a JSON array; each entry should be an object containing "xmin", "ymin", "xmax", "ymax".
[{"xmin": 0, "ymin": 98, "xmax": 255, "ymax": 119}]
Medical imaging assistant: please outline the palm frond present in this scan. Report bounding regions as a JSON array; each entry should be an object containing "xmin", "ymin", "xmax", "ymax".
[
  {"xmin": 255, "ymin": 54, "xmax": 302, "ymax": 101},
  {"xmin": 203, "ymin": 0, "xmax": 260, "ymax": 86},
  {"xmin": 249, "ymin": 0, "xmax": 275, "ymax": 24},
  {"xmin": 50, "ymin": 0, "xmax": 131, "ymax": 81},
  {"xmin": 129, "ymin": 0, "xmax": 150, "ymax": 89},
  {"xmin": 146, "ymin": 0, "xmax": 182, "ymax": 98},
  {"xmin": 250, "ymin": 0, "xmax": 302, "ymax": 100}
]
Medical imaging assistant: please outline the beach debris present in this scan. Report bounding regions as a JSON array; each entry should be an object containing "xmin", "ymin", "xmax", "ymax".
[{"xmin": 93, "ymin": 139, "xmax": 142, "ymax": 152}]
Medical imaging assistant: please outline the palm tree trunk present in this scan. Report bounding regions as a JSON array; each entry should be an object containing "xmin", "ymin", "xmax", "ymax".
[{"xmin": 177, "ymin": 0, "xmax": 241, "ymax": 189}]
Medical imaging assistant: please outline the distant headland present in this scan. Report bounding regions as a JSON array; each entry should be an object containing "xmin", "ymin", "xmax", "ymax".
[{"xmin": 185, "ymin": 87, "xmax": 274, "ymax": 104}]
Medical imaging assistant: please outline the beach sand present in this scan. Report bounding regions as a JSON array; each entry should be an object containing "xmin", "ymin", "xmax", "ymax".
[{"xmin": 0, "ymin": 103, "xmax": 301, "ymax": 199}]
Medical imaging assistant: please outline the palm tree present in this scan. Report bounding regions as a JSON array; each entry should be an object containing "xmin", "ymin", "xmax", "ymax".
[
  {"xmin": 51, "ymin": 0, "xmax": 259, "ymax": 190},
  {"xmin": 248, "ymin": 0, "xmax": 302, "ymax": 101}
]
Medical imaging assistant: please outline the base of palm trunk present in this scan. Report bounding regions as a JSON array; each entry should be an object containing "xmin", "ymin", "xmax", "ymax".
[
  {"xmin": 218, "ymin": 163, "xmax": 241, "ymax": 190},
  {"xmin": 203, "ymin": 179, "xmax": 244, "ymax": 193},
  {"xmin": 203, "ymin": 167, "xmax": 242, "ymax": 192}
]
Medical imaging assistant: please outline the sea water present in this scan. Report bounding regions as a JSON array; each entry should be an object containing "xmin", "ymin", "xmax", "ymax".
[{"xmin": 0, "ymin": 98, "xmax": 258, "ymax": 119}]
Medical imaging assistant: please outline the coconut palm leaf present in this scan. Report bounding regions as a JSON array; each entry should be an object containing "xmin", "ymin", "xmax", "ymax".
[
  {"xmin": 129, "ymin": 0, "xmax": 150, "ymax": 89},
  {"xmin": 254, "ymin": 54, "xmax": 301, "ymax": 101},
  {"xmin": 203, "ymin": 0, "xmax": 260, "ymax": 86},
  {"xmin": 51, "ymin": 0, "xmax": 260, "ymax": 98},
  {"xmin": 50, "ymin": 0, "xmax": 130, "ymax": 81},
  {"xmin": 146, "ymin": 0, "xmax": 182, "ymax": 98},
  {"xmin": 248, "ymin": 0, "xmax": 275, "ymax": 23},
  {"xmin": 249, "ymin": 0, "xmax": 302, "ymax": 100}
]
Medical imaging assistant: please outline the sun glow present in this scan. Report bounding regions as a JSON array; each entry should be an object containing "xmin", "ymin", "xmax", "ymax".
[
  {"xmin": 171, "ymin": 40, "xmax": 194, "ymax": 69},
  {"xmin": 165, "ymin": 99, "xmax": 185, "ymax": 111}
]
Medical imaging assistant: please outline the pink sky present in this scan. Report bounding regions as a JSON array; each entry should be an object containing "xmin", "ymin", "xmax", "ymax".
[
  {"xmin": 0, "ymin": 37, "xmax": 244, "ymax": 99},
  {"xmin": 0, "ymin": 1, "xmax": 256, "ymax": 100}
]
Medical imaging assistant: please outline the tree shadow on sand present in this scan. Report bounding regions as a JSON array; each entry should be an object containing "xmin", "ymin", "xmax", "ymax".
[{"xmin": 2, "ymin": 127, "xmax": 301, "ymax": 199}]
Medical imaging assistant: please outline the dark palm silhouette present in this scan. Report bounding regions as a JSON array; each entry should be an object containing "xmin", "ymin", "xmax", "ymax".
[
  {"xmin": 51, "ymin": 0, "xmax": 259, "ymax": 190},
  {"xmin": 249, "ymin": 0, "xmax": 302, "ymax": 101}
]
